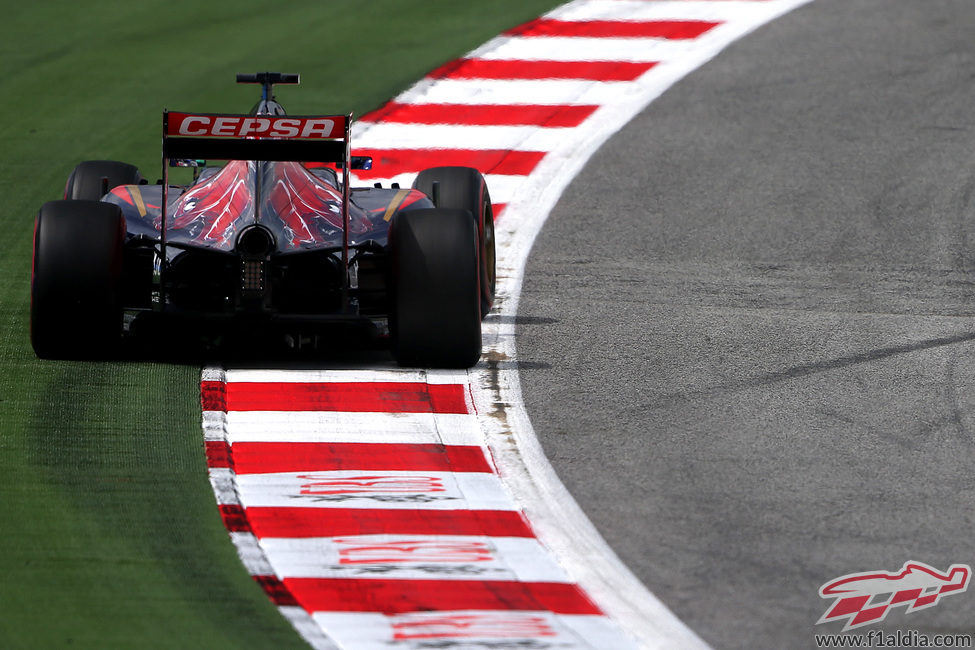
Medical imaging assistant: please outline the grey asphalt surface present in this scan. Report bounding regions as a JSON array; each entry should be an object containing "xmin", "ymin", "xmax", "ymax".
[{"xmin": 516, "ymin": 1, "xmax": 975, "ymax": 647}]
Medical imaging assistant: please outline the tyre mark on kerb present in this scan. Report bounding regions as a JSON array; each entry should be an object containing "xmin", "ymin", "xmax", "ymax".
[{"xmin": 200, "ymin": 1, "xmax": 815, "ymax": 648}]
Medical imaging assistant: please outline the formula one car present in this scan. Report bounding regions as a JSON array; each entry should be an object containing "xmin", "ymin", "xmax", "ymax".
[{"xmin": 31, "ymin": 72, "xmax": 495, "ymax": 367}]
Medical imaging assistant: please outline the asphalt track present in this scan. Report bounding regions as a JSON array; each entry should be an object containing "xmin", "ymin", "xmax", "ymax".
[{"xmin": 517, "ymin": 1, "xmax": 975, "ymax": 647}]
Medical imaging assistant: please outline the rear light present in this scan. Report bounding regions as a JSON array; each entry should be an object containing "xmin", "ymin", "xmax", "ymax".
[
  {"xmin": 235, "ymin": 225, "xmax": 274, "ymax": 308},
  {"xmin": 241, "ymin": 259, "xmax": 264, "ymax": 291}
]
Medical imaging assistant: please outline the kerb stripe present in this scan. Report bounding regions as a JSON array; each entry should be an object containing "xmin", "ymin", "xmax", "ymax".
[
  {"xmin": 205, "ymin": 439, "xmax": 232, "ymax": 468},
  {"xmin": 284, "ymin": 577, "xmax": 603, "ymax": 615},
  {"xmin": 228, "ymin": 442, "xmax": 494, "ymax": 475},
  {"xmin": 428, "ymin": 58, "xmax": 657, "ymax": 82},
  {"xmin": 218, "ymin": 504, "xmax": 252, "ymax": 533},
  {"xmin": 361, "ymin": 103, "xmax": 598, "ymax": 127},
  {"xmin": 506, "ymin": 18, "xmax": 721, "ymax": 39},
  {"xmin": 231, "ymin": 506, "xmax": 536, "ymax": 538},
  {"xmin": 255, "ymin": 575, "xmax": 301, "ymax": 607},
  {"xmin": 205, "ymin": 381, "xmax": 470, "ymax": 414},
  {"xmin": 349, "ymin": 149, "xmax": 545, "ymax": 180},
  {"xmin": 201, "ymin": 379, "xmax": 226, "ymax": 411}
]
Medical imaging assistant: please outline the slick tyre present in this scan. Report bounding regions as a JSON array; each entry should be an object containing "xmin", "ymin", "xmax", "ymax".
[
  {"xmin": 413, "ymin": 166, "xmax": 495, "ymax": 317},
  {"xmin": 64, "ymin": 160, "xmax": 144, "ymax": 201},
  {"xmin": 31, "ymin": 200, "xmax": 126, "ymax": 359},
  {"xmin": 389, "ymin": 208, "xmax": 481, "ymax": 368}
]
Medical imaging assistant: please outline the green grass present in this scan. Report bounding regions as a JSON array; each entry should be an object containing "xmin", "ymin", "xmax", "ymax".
[{"xmin": 0, "ymin": 1, "xmax": 561, "ymax": 647}]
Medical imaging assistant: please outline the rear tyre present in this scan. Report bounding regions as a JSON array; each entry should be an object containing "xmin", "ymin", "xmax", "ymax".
[
  {"xmin": 389, "ymin": 208, "xmax": 481, "ymax": 368},
  {"xmin": 31, "ymin": 200, "xmax": 126, "ymax": 359},
  {"xmin": 413, "ymin": 166, "xmax": 495, "ymax": 317},
  {"xmin": 64, "ymin": 160, "xmax": 144, "ymax": 200}
]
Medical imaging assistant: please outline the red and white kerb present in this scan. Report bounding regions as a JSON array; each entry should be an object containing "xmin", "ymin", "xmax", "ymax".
[{"xmin": 202, "ymin": 369, "xmax": 637, "ymax": 649}]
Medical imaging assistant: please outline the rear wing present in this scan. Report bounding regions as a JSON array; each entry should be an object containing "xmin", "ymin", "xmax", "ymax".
[
  {"xmin": 162, "ymin": 111, "xmax": 350, "ymax": 162},
  {"xmin": 158, "ymin": 110, "xmax": 355, "ymax": 308}
]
